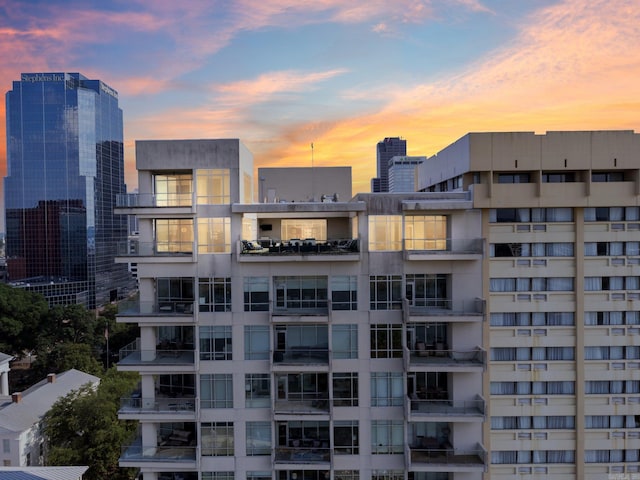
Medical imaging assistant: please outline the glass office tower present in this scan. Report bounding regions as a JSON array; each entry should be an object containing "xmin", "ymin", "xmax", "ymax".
[{"xmin": 5, "ymin": 72, "xmax": 133, "ymax": 308}]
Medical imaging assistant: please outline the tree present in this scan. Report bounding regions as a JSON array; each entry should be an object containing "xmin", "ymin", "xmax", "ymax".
[
  {"xmin": 0, "ymin": 283, "xmax": 49, "ymax": 354},
  {"xmin": 45, "ymin": 368, "xmax": 139, "ymax": 480},
  {"xmin": 35, "ymin": 343, "xmax": 103, "ymax": 377}
]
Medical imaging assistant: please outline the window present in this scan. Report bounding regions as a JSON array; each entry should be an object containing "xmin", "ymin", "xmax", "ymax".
[
  {"xmin": 370, "ymin": 324, "xmax": 402, "ymax": 358},
  {"xmin": 334, "ymin": 421, "xmax": 359, "ymax": 454},
  {"xmin": 157, "ymin": 277, "xmax": 194, "ymax": 310},
  {"xmin": 491, "ymin": 243, "xmax": 574, "ymax": 257},
  {"xmin": 372, "ymin": 471, "xmax": 404, "ymax": 480},
  {"xmin": 245, "ymin": 374, "xmax": 270, "ymax": 407},
  {"xmin": 274, "ymin": 276, "xmax": 328, "ymax": 310},
  {"xmin": 542, "ymin": 172, "xmax": 575, "ymax": 183},
  {"xmin": 371, "ymin": 420, "xmax": 403, "ymax": 454},
  {"xmin": 490, "ymin": 381, "xmax": 574, "ymax": 395},
  {"xmin": 492, "ymin": 450, "xmax": 575, "ymax": 464},
  {"xmin": 197, "ymin": 168, "xmax": 230, "ymax": 204},
  {"xmin": 368, "ymin": 215, "xmax": 402, "ymax": 251},
  {"xmin": 202, "ymin": 474, "xmax": 234, "ymax": 480},
  {"xmin": 244, "ymin": 326, "xmax": 269, "ymax": 360},
  {"xmin": 201, "ymin": 422, "xmax": 234, "ymax": 456},
  {"xmin": 585, "ymin": 450, "xmax": 639, "ymax": 463},
  {"xmin": 370, "ymin": 275, "xmax": 402, "ymax": 310},
  {"xmin": 247, "ymin": 472, "xmax": 272, "ymax": 480},
  {"xmin": 331, "ymin": 275, "xmax": 357, "ymax": 310},
  {"xmin": 335, "ymin": 471, "xmax": 359, "ymax": 480},
  {"xmin": 490, "ymin": 348, "xmax": 574, "ymax": 361},
  {"xmin": 371, "ymin": 372, "xmax": 403, "ymax": 406},
  {"xmin": 491, "ymin": 416, "xmax": 574, "ymax": 429},
  {"xmin": 200, "ymin": 374, "xmax": 233, "ymax": 408},
  {"xmin": 198, "ymin": 217, "xmax": 231, "ymax": 253},
  {"xmin": 332, "ymin": 324, "xmax": 358, "ymax": 359},
  {"xmin": 246, "ymin": 422, "xmax": 271, "ymax": 455},
  {"xmin": 155, "ymin": 219, "xmax": 193, "ymax": 253},
  {"xmin": 585, "ymin": 381, "xmax": 640, "ymax": 393},
  {"xmin": 584, "ymin": 242, "xmax": 624, "ymax": 256},
  {"xmin": 279, "ymin": 373, "xmax": 328, "ymax": 402},
  {"xmin": 490, "ymin": 312, "xmax": 574, "ymax": 326},
  {"xmin": 404, "ymin": 215, "xmax": 447, "ymax": 250},
  {"xmin": 281, "ymin": 219, "xmax": 327, "ymax": 242},
  {"xmin": 244, "ymin": 277, "xmax": 269, "ymax": 311},
  {"xmin": 154, "ymin": 173, "xmax": 192, "ymax": 206},
  {"xmin": 490, "ymin": 277, "xmax": 573, "ymax": 292},
  {"xmin": 585, "ymin": 415, "xmax": 640, "ymax": 429},
  {"xmin": 406, "ymin": 274, "xmax": 448, "ymax": 307},
  {"xmin": 333, "ymin": 372, "xmax": 358, "ymax": 407},
  {"xmin": 490, "ymin": 208, "xmax": 573, "ymax": 223},
  {"xmin": 585, "ymin": 311, "xmax": 639, "ymax": 325},
  {"xmin": 584, "ymin": 207, "xmax": 638, "ymax": 221},
  {"xmin": 198, "ymin": 277, "xmax": 231, "ymax": 312},
  {"xmin": 200, "ymin": 326, "xmax": 232, "ymax": 360},
  {"xmin": 592, "ymin": 171, "xmax": 625, "ymax": 182},
  {"xmin": 2, "ymin": 439, "xmax": 9, "ymax": 454},
  {"xmin": 584, "ymin": 276, "xmax": 626, "ymax": 291},
  {"xmin": 498, "ymin": 173, "xmax": 531, "ymax": 183}
]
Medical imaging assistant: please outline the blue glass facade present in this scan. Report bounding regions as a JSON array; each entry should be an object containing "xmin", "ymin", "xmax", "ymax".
[{"xmin": 4, "ymin": 72, "xmax": 133, "ymax": 308}]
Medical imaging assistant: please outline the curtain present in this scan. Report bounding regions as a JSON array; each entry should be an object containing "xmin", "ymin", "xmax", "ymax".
[
  {"xmin": 585, "ymin": 277, "xmax": 602, "ymax": 291},
  {"xmin": 584, "ymin": 243, "xmax": 598, "ymax": 256},
  {"xmin": 549, "ymin": 278, "xmax": 573, "ymax": 291}
]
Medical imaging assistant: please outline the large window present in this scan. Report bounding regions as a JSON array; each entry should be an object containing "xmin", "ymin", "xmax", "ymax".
[
  {"xmin": 155, "ymin": 219, "xmax": 193, "ymax": 253},
  {"xmin": 371, "ymin": 372, "xmax": 404, "ymax": 406},
  {"xmin": 404, "ymin": 215, "xmax": 447, "ymax": 250},
  {"xmin": 490, "ymin": 277, "xmax": 574, "ymax": 292},
  {"xmin": 157, "ymin": 278, "xmax": 194, "ymax": 308},
  {"xmin": 490, "ymin": 381, "xmax": 575, "ymax": 395},
  {"xmin": 498, "ymin": 173, "xmax": 531, "ymax": 183},
  {"xmin": 200, "ymin": 326, "xmax": 232, "ymax": 360},
  {"xmin": 491, "ymin": 416, "xmax": 575, "ymax": 429},
  {"xmin": 200, "ymin": 374, "xmax": 233, "ymax": 408},
  {"xmin": 201, "ymin": 422, "xmax": 234, "ymax": 456},
  {"xmin": 370, "ymin": 324, "xmax": 402, "ymax": 358},
  {"xmin": 369, "ymin": 215, "xmax": 402, "ymax": 251},
  {"xmin": 406, "ymin": 274, "xmax": 448, "ymax": 307},
  {"xmin": 331, "ymin": 275, "xmax": 357, "ymax": 310},
  {"xmin": 274, "ymin": 276, "xmax": 328, "ymax": 310},
  {"xmin": 198, "ymin": 277, "xmax": 231, "ymax": 312},
  {"xmin": 332, "ymin": 324, "xmax": 358, "ymax": 359},
  {"xmin": 246, "ymin": 422, "xmax": 271, "ymax": 455},
  {"xmin": 334, "ymin": 421, "xmax": 359, "ymax": 454},
  {"xmin": 198, "ymin": 217, "xmax": 231, "ymax": 253},
  {"xmin": 585, "ymin": 207, "xmax": 640, "ymax": 221},
  {"xmin": 244, "ymin": 277, "xmax": 269, "ymax": 311},
  {"xmin": 585, "ymin": 311, "xmax": 639, "ymax": 326},
  {"xmin": 490, "ymin": 208, "xmax": 573, "ymax": 223},
  {"xmin": 370, "ymin": 275, "xmax": 402, "ymax": 310},
  {"xmin": 333, "ymin": 372, "xmax": 358, "ymax": 407},
  {"xmin": 197, "ymin": 169, "xmax": 230, "ymax": 204},
  {"xmin": 490, "ymin": 312, "xmax": 574, "ymax": 326},
  {"xmin": 281, "ymin": 219, "xmax": 327, "ymax": 242},
  {"xmin": 491, "ymin": 243, "xmax": 574, "ymax": 257},
  {"xmin": 491, "ymin": 450, "xmax": 575, "ymax": 464},
  {"xmin": 371, "ymin": 420, "xmax": 403, "ymax": 454},
  {"xmin": 244, "ymin": 326, "xmax": 270, "ymax": 360},
  {"xmin": 490, "ymin": 348, "xmax": 574, "ymax": 361},
  {"xmin": 245, "ymin": 374, "xmax": 270, "ymax": 407},
  {"xmin": 154, "ymin": 173, "xmax": 192, "ymax": 206}
]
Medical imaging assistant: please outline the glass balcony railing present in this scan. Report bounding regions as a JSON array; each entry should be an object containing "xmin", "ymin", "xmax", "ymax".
[
  {"xmin": 115, "ymin": 240, "xmax": 193, "ymax": 257},
  {"xmin": 119, "ymin": 396, "xmax": 196, "ymax": 414},
  {"xmin": 408, "ymin": 347, "xmax": 486, "ymax": 367},
  {"xmin": 404, "ymin": 238, "xmax": 483, "ymax": 254},
  {"xmin": 406, "ymin": 298, "xmax": 485, "ymax": 316},
  {"xmin": 408, "ymin": 395, "xmax": 485, "ymax": 417},
  {"xmin": 240, "ymin": 238, "xmax": 359, "ymax": 255},
  {"xmin": 118, "ymin": 349, "xmax": 195, "ymax": 366},
  {"xmin": 274, "ymin": 446, "xmax": 331, "ymax": 464},
  {"xmin": 118, "ymin": 300, "xmax": 195, "ymax": 316},
  {"xmin": 120, "ymin": 442, "xmax": 197, "ymax": 463},
  {"xmin": 116, "ymin": 193, "xmax": 193, "ymax": 208},
  {"xmin": 409, "ymin": 442, "xmax": 486, "ymax": 467},
  {"xmin": 272, "ymin": 348, "xmax": 329, "ymax": 365}
]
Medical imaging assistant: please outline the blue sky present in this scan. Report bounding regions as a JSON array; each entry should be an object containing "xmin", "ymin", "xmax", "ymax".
[{"xmin": 1, "ymin": 0, "xmax": 639, "ymax": 194}]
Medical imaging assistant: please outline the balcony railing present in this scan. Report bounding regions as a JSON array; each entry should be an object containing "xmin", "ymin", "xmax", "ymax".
[
  {"xmin": 408, "ymin": 347, "xmax": 486, "ymax": 367},
  {"xmin": 116, "ymin": 193, "xmax": 193, "ymax": 208},
  {"xmin": 275, "ymin": 446, "xmax": 331, "ymax": 464},
  {"xmin": 272, "ymin": 348, "xmax": 329, "ymax": 365},
  {"xmin": 115, "ymin": 240, "xmax": 193, "ymax": 257},
  {"xmin": 409, "ymin": 395, "xmax": 485, "ymax": 417},
  {"xmin": 120, "ymin": 442, "xmax": 197, "ymax": 463},
  {"xmin": 118, "ymin": 300, "xmax": 195, "ymax": 316},
  {"xmin": 118, "ymin": 349, "xmax": 195, "ymax": 366},
  {"xmin": 406, "ymin": 298, "xmax": 485, "ymax": 316},
  {"xmin": 274, "ymin": 395, "xmax": 330, "ymax": 414},
  {"xmin": 119, "ymin": 396, "xmax": 196, "ymax": 414},
  {"xmin": 409, "ymin": 442, "xmax": 486, "ymax": 467},
  {"xmin": 404, "ymin": 238, "xmax": 483, "ymax": 254},
  {"xmin": 240, "ymin": 238, "xmax": 359, "ymax": 255}
]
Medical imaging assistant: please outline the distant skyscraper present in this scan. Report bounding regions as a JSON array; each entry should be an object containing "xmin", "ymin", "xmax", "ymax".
[
  {"xmin": 4, "ymin": 72, "xmax": 133, "ymax": 308},
  {"xmin": 372, "ymin": 137, "xmax": 406, "ymax": 192},
  {"xmin": 388, "ymin": 155, "xmax": 425, "ymax": 192}
]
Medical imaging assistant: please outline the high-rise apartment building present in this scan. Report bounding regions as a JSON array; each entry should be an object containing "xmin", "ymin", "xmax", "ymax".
[
  {"xmin": 4, "ymin": 72, "xmax": 133, "ymax": 308},
  {"xmin": 388, "ymin": 156, "xmax": 425, "ymax": 193},
  {"xmin": 372, "ymin": 137, "xmax": 406, "ymax": 192},
  {"xmin": 116, "ymin": 131, "xmax": 640, "ymax": 480}
]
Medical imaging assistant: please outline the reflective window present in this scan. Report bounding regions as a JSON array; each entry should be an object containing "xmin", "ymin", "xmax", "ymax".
[
  {"xmin": 369, "ymin": 215, "xmax": 402, "ymax": 251},
  {"xmin": 404, "ymin": 215, "xmax": 447, "ymax": 250},
  {"xmin": 198, "ymin": 217, "xmax": 231, "ymax": 253},
  {"xmin": 200, "ymin": 374, "xmax": 233, "ymax": 408},
  {"xmin": 155, "ymin": 219, "xmax": 193, "ymax": 253},
  {"xmin": 155, "ymin": 173, "xmax": 192, "ymax": 206},
  {"xmin": 281, "ymin": 219, "xmax": 327, "ymax": 242},
  {"xmin": 197, "ymin": 169, "xmax": 230, "ymax": 204}
]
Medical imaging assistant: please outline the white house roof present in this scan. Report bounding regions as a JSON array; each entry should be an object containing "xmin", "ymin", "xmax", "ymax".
[
  {"xmin": 0, "ymin": 353, "xmax": 12, "ymax": 365},
  {"xmin": 0, "ymin": 369, "xmax": 100, "ymax": 433},
  {"xmin": 0, "ymin": 466, "xmax": 88, "ymax": 480}
]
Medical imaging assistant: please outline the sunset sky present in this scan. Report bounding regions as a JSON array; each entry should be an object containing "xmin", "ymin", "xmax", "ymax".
[{"xmin": 1, "ymin": 0, "xmax": 640, "ymax": 195}]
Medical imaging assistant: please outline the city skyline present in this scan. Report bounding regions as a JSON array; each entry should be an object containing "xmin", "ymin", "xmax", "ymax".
[{"xmin": 1, "ymin": 0, "xmax": 640, "ymax": 197}]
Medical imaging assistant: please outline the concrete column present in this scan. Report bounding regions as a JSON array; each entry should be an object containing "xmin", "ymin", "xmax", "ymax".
[{"xmin": 0, "ymin": 370, "xmax": 8, "ymax": 396}]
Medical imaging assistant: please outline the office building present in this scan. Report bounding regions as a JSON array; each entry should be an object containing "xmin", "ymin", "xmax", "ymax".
[
  {"xmin": 4, "ymin": 72, "xmax": 134, "ymax": 308},
  {"xmin": 388, "ymin": 156, "xmax": 425, "ymax": 193},
  {"xmin": 417, "ymin": 130, "xmax": 640, "ymax": 480},
  {"xmin": 372, "ymin": 137, "xmax": 406, "ymax": 192},
  {"xmin": 116, "ymin": 131, "xmax": 640, "ymax": 480}
]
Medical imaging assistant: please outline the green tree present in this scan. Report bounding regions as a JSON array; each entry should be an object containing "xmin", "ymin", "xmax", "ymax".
[
  {"xmin": 45, "ymin": 368, "xmax": 139, "ymax": 480},
  {"xmin": 0, "ymin": 283, "xmax": 49, "ymax": 354},
  {"xmin": 35, "ymin": 343, "xmax": 103, "ymax": 377}
]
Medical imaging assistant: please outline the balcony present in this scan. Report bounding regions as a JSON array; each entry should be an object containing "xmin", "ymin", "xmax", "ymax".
[
  {"xmin": 272, "ymin": 348, "xmax": 329, "ymax": 366},
  {"xmin": 120, "ymin": 439, "xmax": 197, "ymax": 467},
  {"xmin": 404, "ymin": 298, "xmax": 485, "ymax": 322},
  {"xmin": 118, "ymin": 396, "xmax": 196, "ymax": 420},
  {"xmin": 238, "ymin": 238, "xmax": 360, "ymax": 262},
  {"xmin": 115, "ymin": 193, "xmax": 194, "ymax": 215},
  {"xmin": 115, "ymin": 240, "xmax": 195, "ymax": 263},
  {"xmin": 406, "ymin": 347, "xmax": 486, "ymax": 372},
  {"xmin": 404, "ymin": 238, "xmax": 484, "ymax": 261},
  {"xmin": 274, "ymin": 446, "xmax": 331, "ymax": 464},
  {"xmin": 274, "ymin": 373, "xmax": 330, "ymax": 415},
  {"xmin": 117, "ymin": 300, "xmax": 195, "ymax": 323},
  {"xmin": 407, "ymin": 395, "xmax": 485, "ymax": 420},
  {"xmin": 118, "ymin": 344, "xmax": 196, "ymax": 373},
  {"xmin": 408, "ymin": 441, "xmax": 487, "ymax": 471}
]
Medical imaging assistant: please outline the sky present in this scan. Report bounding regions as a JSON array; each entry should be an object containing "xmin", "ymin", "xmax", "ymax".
[{"xmin": 1, "ymin": 0, "xmax": 640, "ymax": 196}]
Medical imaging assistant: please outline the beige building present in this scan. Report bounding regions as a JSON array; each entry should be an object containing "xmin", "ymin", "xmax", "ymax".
[{"xmin": 115, "ymin": 131, "xmax": 640, "ymax": 480}]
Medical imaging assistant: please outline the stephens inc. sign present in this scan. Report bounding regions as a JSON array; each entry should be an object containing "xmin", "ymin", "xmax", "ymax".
[{"xmin": 21, "ymin": 73, "xmax": 65, "ymax": 82}]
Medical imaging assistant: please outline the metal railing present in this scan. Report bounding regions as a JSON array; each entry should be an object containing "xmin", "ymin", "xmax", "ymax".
[{"xmin": 240, "ymin": 238, "xmax": 359, "ymax": 255}]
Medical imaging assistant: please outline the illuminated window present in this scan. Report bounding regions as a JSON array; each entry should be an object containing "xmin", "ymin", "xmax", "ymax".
[
  {"xmin": 154, "ymin": 173, "xmax": 192, "ymax": 206},
  {"xmin": 368, "ymin": 215, "xmax": 402, "ymax": 251},
  {"xmin": 197, "ymin": 169, "xmax": 230, "ymax": 204},
  {"xmin": 198, "ymin": 217, "xmax": 231, "ymax": 253},
  {"xmin": 154, "ymin": 219, "xmax": 193, "ymax": 253},
  {"xmin": 281, "ymin": 219, "xmax": 327, "ymax": 241},
  {"xmin": 404, "ymin": 215, "xmax": 447, "ymax": 250}
]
